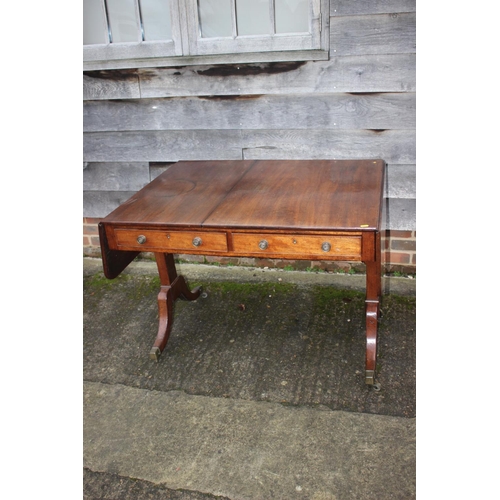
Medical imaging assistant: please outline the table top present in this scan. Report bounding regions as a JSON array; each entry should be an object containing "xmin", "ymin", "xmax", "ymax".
[{"xmin": 102, "ymin": 160, "xmax": 385, "ymax": 232}]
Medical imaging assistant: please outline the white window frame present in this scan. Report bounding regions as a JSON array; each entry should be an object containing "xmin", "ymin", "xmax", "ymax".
[
  {"xmin": 83, "ymin": 0, "xmax": 184, "ymax": 65},
  {"xmin": 83, "ymin": 0, "xmax": 329, "ymax": 70},
  {"xmin": 185, "ymin": 0, "xmax": 322, "ymax": 55}
]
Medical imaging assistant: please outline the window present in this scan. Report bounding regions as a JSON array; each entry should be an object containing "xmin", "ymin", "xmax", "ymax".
[{"xmin": 83, "ymin": 0, "xmax": 329, "ymax": 70}]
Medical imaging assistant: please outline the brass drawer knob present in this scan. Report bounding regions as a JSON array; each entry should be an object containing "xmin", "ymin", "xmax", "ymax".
[
  {"xmin": 137, "ymin": 235, "xmax": 147, "ymax": 244},
  {"xmin": 192, "ymin": 236, "xmax": 203, "ymax": 247},
  {"xmin": 258, "ymin": 240, "xmax": 269, "ymax": 250},
  {"xmin": 321, "ymin": 242, "xmax": 331, "ymax": 252}
]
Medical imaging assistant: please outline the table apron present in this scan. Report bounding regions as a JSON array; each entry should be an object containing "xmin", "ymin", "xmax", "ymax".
[{"xmin": 105, "ymin": 226, "xmax": 378, "ymax": 263}]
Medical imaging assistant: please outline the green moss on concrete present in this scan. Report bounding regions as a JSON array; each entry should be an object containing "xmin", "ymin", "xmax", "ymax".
[
  {"xmin": 311, "ymin": 286, "xmax": 364, "ymax": 311},
  {"xmin": 84, "ymin": 273, "xmax": 160, "ymax": 303},
  {"xmin": 203, "ymin": 281, "xmax": 296, "ymax": 296},
  {"xmin": 84, "ymin": 271, "xmax": 415, "ymax": 417},
  {"xmin": 83, "ymin": 273, "xmax": 122, "ymax": 294}
]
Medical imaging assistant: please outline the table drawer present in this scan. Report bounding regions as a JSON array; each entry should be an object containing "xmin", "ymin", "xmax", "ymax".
[
  {"xmin": 113, "ymin": 229, "xmax": 228, "ymax": 253},
  {"xmin": 232, "ymin": 233, "xmax": 362, "ymax": 259}
]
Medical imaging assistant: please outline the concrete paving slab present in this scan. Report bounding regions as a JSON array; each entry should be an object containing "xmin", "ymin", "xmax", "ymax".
[
  {"xmin": 84, "ymin": 381, "xmax": 415, "ymax": 500},
  {"xmin": 84, "ymin": 257, "xmax": 416, "ymax": 498}
]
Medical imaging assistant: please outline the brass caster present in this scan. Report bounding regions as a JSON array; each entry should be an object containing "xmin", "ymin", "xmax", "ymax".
[
  {"xmin": 149, "ymin": 346, "xmax": 161, "ymax": 362},
  {"xmin": 365, "ymin": 369, "xmax": 375, "ymax": 385}
]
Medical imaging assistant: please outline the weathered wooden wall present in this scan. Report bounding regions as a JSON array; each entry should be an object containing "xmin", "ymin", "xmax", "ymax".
[{"xmin": 83, "ymin": 0, "xmax": 416, "ymax": 232}]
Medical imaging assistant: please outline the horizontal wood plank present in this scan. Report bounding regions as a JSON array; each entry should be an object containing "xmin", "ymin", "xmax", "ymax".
[
  {"xmin": 84, "ymin": 191, "xmax": 137, "ymax": 218},
  {"xmin": 385, "ymin": 164, "xmax": 415, "ymax": 198},
  {"xmin": 138, "ymin": 54, "xmax": 415, "ymax": 97},
  {"xmin": 330, "ymin": 13, "xmax": 416, "ymax": 56},
  {"xmin": 83, "ymin": 130, "xmax": 244, "ymax": 162},
  {"xmin": 83, "ymin": 93, "xmax": 415, "ymax": 132},
  {"xmin": 84, "ymin": 55, "xmax": 415, "ymax": 100},
  {"xmin": 83, "ymin": 162, "xmax": 150, "ymax": 191},
  {"xmin": 83, "ymin": 129, "xmax": 415, "ymax": 164},
  {"xmin": 381, "ymin": 197, "xmax": 415, "ymax": 231},
  {"xmin": 331, "ymin": 0, "xmax": 416, "ymax": 16},
  {"xmin": 83, "ymin": 71, "xmax": 141, "ymax": 100},
  {"xmin": 83, "ymin": 49, "xmax": 330, "ymax": 71},
  {"xmin": 240, "ymin": 130, "xmax": 415, "ymax": 164}
]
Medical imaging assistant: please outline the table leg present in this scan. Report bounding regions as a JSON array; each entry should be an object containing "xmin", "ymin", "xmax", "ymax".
[
  {"xmin": 149, "ymin": 253, "xmax": 202, "ymax": 361},
  {"xmin": 364, "ymin": 232, "xmax": 382, "ymax": 385}
]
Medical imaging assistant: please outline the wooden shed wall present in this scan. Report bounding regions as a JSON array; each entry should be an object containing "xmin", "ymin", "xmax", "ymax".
[{"xmin": 83, "ymin": 0, "xmax": 416, "ymax": 237}]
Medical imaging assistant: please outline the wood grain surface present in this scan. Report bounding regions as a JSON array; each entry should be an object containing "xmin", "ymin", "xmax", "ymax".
[
  {"xmin": 102, "ymin": 160, "xmax": 253, "ymax": 226},
  {"xmin": 204, "ymin": 160, "xmax": 385, "ymax": 230},
  {"xmin": 102, "ymin": 159, "xmax": 385, "ymax": 231}
]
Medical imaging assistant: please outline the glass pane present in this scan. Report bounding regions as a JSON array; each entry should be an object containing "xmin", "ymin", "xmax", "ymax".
[
  {"xmin": 198, "ymin": 0, "xmax": 233, "ymax": 38},
  {"xmin": 236, "ymin": 0, "xmax": 269, "ymax": 36},
  {"xmin": 140, "ymin": 0, "xmax": 172, "ymax": 40},
  {"xmin": 107, "ymin": 0, "xmax": 140, "ymax": 42},
  {"xmin": 275, "ymin": 0, "xmax": 309, "ymax": 34},
  {"xmin": 83, "ymin": 0, "xmax": 108, "ymax": 44}
]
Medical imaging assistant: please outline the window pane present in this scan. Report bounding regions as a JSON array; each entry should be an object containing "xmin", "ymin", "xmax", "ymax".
[
  {"xmin": 83, "ymin": 0, "xmax": 108, "ymax": 44},
  {"xmin": 198, "ymin": 0, "xmax": 233, "ymax": 38},
  {"xmin": 275, "ymin": 0, "xmax": 309, "ymax": 34},
  {"xmin": 140, "ymin": 0, "xmax": 172, "ymax": 40},
  {"xmin": 236, "ymin": 0, "xmax": 269, "ymax": 36},
  {"xmin": 107, "ymin": 0, "xmax": 140, "ymax": 42}
]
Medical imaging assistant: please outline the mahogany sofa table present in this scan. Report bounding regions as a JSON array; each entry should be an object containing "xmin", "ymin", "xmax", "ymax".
[{"xmin": 99, "ymin": 159, "xmax": 385, "ymax": 385}]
